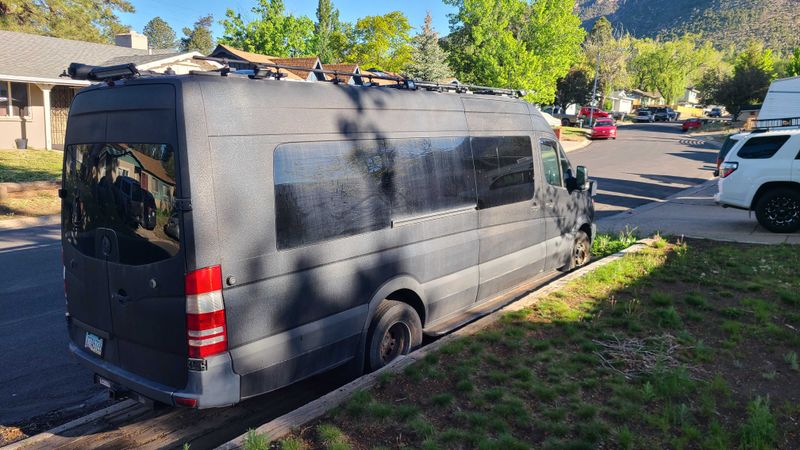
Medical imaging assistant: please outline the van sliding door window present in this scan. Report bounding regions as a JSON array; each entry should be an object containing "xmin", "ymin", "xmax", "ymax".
[
  {"xmin": 472, "ymin": 136, "xmax": 534, "ymax": 209},
  {"xmin": 274, "ymin": 137, "xmax": 476, "ymax": 249}
]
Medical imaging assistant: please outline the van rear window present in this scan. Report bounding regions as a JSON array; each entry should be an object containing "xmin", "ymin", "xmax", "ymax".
[
  {"xmin": 274, "ymin": 137, "xmax": 476, "ymax": 249},
  {"xmin": 62, "ymin": 143, "xmax": 180, "ymax": 265}
]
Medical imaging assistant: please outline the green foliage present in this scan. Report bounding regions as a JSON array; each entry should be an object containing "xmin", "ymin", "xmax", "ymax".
[
  {"xmin": 242, "ymin": 429, "xmax": 269, "ymax": 450},
  {"xmin": 699, "ymin": 41, "xmax": 775, "ymax": 117},
  {"xmin": 219, "ymin": 0, "xmax": 314, "ymax": 57},
  {"xmin": 591, "ymin": 228, "xmax": 639, "ymax": 259},
  {"xmin": 0, "ymin": 0, "xmax": 134, "ymax": 43},
  {"xmin": 143, "ymin": 16, "xmax": 176, "ymax": 49},
  {"xmin": 739, "ymin": 397, "xmax": 776, "ymax": 450},
  {"xmin": 583, "ymin": 17, "xmax": 629, "ymax": 99},
  {"xmin": 311, "ymin": 0, "xmax": 351, "ymax": 63},
  {"xmin": 347, "ymin": 11, "xmax": 412, "ymax": 73},
  {"xmin": 555, "ymin": 67, "xmax": 593, "ymax": 108},
  {"xmin": 404, "ymin": 12, "xmax": 453, "ymax": 82},
  {"xmin": 784, "ymin": 48, "xmax": 800, "ymax": 77},
  {"xmin": 180, "ymin": 15, "xmax": 214, "ymax": 54},
  {"xmin": 444, "ymin": 0, "xmax": 585, "ymax": 104}
]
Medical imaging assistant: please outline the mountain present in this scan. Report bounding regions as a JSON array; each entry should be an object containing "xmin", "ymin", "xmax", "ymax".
[{"xmin": 575, "ymin": 0, "xmax": 800, "ymax": 53}]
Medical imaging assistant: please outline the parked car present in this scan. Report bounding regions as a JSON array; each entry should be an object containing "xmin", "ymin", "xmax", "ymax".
[
  {"xmin": 542, "ymin": 105, "xmax": 579, "ymax": 127},
  {"xmin": 61, "ymin": 71, "xmax": 598, "ymax": 409},
  {"xmin": 708, "ymin": 107, "xmax": 723, "ymax": 118},
  {"xmin": 715, "ymin": 125, "xmax": 800, "ymax": 232},
  {"xmin": 590, "ymin": 118, "xmax": 617, "ymax": 140},
  {"xmin": 635, "ymin": 108, "xmax": 656, "ymax": 123},
  {"xmin": 654, "ymin": 107, "xmax": 678, "ymax": 122},
  {"xmin": 682, "ymin": 117, "xmax": 707, "ymax": 132},
  {"xmin": 112, "ymin": 175, "xmax": 158, "ymax": 231},
  {"xmin": 578, "ymin": 106, "xmax": 610, "ymax": 121}
]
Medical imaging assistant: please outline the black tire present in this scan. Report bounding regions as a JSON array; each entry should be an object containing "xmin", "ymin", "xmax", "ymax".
[
  {"xmin": 561, "ymin": 118, "xmax": 571, "ymax": 127},
  {"xmin": 559, "ymin": 230, "xmax": 592, "ymax": 272},
  {"xmin": 366, "ymin": 300, "xmax": 422, "ymax": 372},
  {"xmin": 754, "ymin": 188, "xmax": 800, "ymax": 233}
]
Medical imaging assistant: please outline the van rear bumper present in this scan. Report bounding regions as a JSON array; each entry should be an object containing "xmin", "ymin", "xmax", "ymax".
[{"xmin": 69, "ymin": 343, "xmax": 240, "ymax": 408}]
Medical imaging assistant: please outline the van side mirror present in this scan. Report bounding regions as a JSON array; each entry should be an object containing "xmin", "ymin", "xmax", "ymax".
[{"xmin": 576, "ymin": 166, "xmax": 589, "ymax": 190}]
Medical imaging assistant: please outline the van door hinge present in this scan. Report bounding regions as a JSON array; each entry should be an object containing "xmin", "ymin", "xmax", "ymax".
[{"xmin": 174, "ymin": 198, "xmax": 192, "ymax": 212}]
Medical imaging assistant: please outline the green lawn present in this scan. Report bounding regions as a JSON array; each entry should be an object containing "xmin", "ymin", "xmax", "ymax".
[
  {"xmin": 256, "ymin": 238, "xmax": 800, "ymax": 450},
  {"xmin": 0, "ymin": 149, "xmax": 62, "ymax": 183},
  {"xmin": 560, "ymin": 126, "xmax": 590, "ymax": 141}
]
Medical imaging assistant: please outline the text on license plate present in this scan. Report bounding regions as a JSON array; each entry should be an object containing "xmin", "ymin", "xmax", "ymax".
[{"xmin": 85, "ymin": 332, "xmax": 104, "ymax": 356}]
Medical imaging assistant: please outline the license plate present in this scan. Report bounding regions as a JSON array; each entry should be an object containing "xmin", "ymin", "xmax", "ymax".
[{"xmin": 85, "ymin": 332, "xmax": 104, "ymax": 356}]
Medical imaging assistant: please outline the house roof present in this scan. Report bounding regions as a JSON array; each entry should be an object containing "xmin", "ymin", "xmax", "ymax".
[
  {"xmin": 362, "ymin": 69, "xmax": 403, "ymax": 86},
  {"xmin": 325, "ymin": 63, "xmax": 360, "ymax": 84},
  {"xmin": 266, "ymin": 57, "xmax": 323, "ymax": 80},
  {"xmin": 0, "ymin": 30, "xmax": 181, "ymax": 85},
  {"xmin": 630, "ymin": 89, "xmax": 662, "ymax": 99},
  {"xmin": 208, "ymin": 45, "xmax": 305, "ymax": 81}
]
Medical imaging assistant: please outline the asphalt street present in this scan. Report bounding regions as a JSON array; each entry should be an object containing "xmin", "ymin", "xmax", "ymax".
[
  {"xmin": 0, "ymin": 122, "xmax": 720, "ymax": 427},
  {"xmin": 569, "ymin": 122, "xmax": 720, "ymax": 219}
]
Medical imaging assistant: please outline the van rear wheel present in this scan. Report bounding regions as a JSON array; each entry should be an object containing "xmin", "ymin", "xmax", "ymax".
[
  {"xmin": 755, "ymin": 188, "xmax": 800, "ymax": 233},
  {"xmin": 366, "ymin": 300, "xmax": 422, "ymax": 372}
]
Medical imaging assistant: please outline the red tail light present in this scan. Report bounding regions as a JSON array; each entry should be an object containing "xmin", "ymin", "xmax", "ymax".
[
  {"xmin": 185, "ymin": 265, "xmax": 227, "ymax": 358},
  {"xmin": 720, "ymin": 162, "xmax": 738, "ymax": 178}
]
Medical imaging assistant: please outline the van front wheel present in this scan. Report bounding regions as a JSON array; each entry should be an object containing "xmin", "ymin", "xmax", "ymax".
[
  {"xmin": 366, "ymin": 300, "xmax": 422, "ymax": 372},
  {"xmin": 561, "ymin": 230, "xmax": 591, "ymax": 271}
]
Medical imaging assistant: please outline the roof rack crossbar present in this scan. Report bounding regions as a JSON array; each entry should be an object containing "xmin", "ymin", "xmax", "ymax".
[{"xmin": 192, "ymin": 55, "xmax": 526, "ymax": 98}]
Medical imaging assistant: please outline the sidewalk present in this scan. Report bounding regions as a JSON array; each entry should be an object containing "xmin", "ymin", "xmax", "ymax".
[
  {"xmin": 598, "ymin": 181, "xmax": 800, "ymax": 245},
  {"xmin": 561, "ymin": 139, "xmax": 591, "ymax": 152}
]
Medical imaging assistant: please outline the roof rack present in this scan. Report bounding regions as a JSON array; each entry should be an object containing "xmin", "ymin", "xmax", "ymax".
[
  {"xmin": 192, "ymin": 55, "xmax": 526, "ymax": 98},
  {"xmin": 754, "ymin": 117, "xmax": 800, "ymax": 131}
]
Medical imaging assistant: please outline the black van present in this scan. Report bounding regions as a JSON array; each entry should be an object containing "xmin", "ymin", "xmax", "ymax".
[{"xmin": 61, "ymin": 71, "xmax": 596, "ymax": 408}]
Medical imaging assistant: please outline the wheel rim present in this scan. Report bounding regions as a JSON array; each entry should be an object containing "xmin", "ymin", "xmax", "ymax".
[
  {"xmin": 765, "ymin": 196, "xmax": 800, "ymax": 227},
  {"xmin": 379, "ymin": 322, "xmax": 410, "ymax": 364},
  {"xmin": 573, "ymin": 240, "xmax": 590, "ymax": 267}
]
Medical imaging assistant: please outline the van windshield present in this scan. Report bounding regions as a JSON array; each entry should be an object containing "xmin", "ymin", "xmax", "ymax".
[{"xmin": 62, "ymin": 143, "xmax": 180, "ymax": 265}]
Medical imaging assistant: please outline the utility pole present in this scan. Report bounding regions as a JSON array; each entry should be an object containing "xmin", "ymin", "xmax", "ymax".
[{"xmin": 588, "ymin": 53, "xmax": 600, "ymax": 128}]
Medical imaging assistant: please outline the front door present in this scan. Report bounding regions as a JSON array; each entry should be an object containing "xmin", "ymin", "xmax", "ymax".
[
  {"xmin": 474, "ymin": 135, "xmax": 547, "ymax": 302},
  {"xmin": 539, "ymin": 138, "xmax": 579, "ymax": 270}
]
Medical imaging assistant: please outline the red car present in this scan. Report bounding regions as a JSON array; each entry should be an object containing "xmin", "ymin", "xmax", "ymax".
[
  {"xmin": 682, "ymin": 117, "xmax": 706, "ymax": 132},
  {"xmin": 579, "ymin": 106, "xmax": 610, "ymax": 119},
  {"xmin": 590, "ymin": 118, "xmax": 617, "ymax": 139}
]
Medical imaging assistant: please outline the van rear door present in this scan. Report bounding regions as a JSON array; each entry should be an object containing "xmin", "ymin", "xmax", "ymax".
[{"xmin": 63, "ymin": 84, "xmax": 188, "ymax": 390}]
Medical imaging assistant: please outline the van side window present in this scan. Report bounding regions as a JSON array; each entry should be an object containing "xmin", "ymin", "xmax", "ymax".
[
  {"xmin": 472, "ymin": 136, "xmax": 534, "ymax": 209},
  {"xmin": 540, "ymin": 140, "xmax": 563, "ymax": 187},
  {"xmin": 383, "ymin": 137, "xmax": 476, "ymax": 219},
  {"xmin": 274, "ymin": 137, "xmax": 477, "ymax": 249},
  {"xmin": 737, "ymin": 135, "xmax": 790, "ymax": 159},
  {"xmin": 274, "ymin": 141, "xmax": 391, "ymax": 250}
]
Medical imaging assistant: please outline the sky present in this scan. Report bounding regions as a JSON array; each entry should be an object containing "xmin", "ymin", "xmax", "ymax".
[{"xmin": 119, "ymin": 0, "xmax": 456, "ymax": 41}]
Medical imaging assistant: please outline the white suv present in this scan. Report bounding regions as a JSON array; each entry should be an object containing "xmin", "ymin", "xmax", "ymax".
[{"xmin": 715, "ymin": 128, "xmax": 800, "ymax": 233}]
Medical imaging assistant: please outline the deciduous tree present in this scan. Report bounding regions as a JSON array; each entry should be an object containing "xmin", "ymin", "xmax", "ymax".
[
  {"xmin": 583, "ymin": 17, "xmax": 629, "ymax": 103},
  {"xmin": 311, "ymin": 0, "xmax": 351, "ymax": 63},
  {"xmin": 444, "ymin": 0, "xmax": 584, "ymax": 104},
  {"xmin": 180, "ymin": 15, "xmax": 214, "ymax": 55},
  {"xmin": 219, "ymin": 0, "xmax": 314, "ymax": 57},
  {"xmin": 0, "ymin": 0, "xmax": 134, "ymax": 43},
  {"xmin": 143, "ymin": 16, "xmax": 176, "ymax": 49},
  {"xmin": 404, "ymin": 12, "xmax": 452, "ymax": 82},
  {"xmin": 555, "ymin": 67, "xmax": 593, "ymax": 108},
  {"xmin": 785, "ymin": 48, "xmax": 800, "ymax": 77},
  {"xmin": 348, "ymin": 11, "xmax": 412, "ymax": 73}
]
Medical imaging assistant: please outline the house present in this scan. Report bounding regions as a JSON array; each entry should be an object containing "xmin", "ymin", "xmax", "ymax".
[
  {"xmin": 207, "ymin": 45, "xmax": 326, "ymax": 81},
  {"xmin": 361, "ymin": 68, "xmax": 404, "ymax": 86},
  {"xmin": 0, "ymin": 30, "xmax": 221, "ymax": 150},
  {"xmin": 324, "ymin": 64, "xmax": 363, "ymax": 85},
  {"xmin": 607, "ymin": 90, "xmax": 634, "ymax": 114},
  {"xmin": 629, "ymin": 89, "xmax": 664, "ymax": 107},
  {"xmin": 678, "ymin": 87, "xmax": 701, "ymax": 107}
]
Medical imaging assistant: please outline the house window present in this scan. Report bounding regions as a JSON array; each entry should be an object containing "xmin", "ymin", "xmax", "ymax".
[{"xmin": 0, "ymin": 81, "xmax": 30, "ymax": 117}]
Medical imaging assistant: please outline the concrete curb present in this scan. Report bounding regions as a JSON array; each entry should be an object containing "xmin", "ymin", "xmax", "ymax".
[
  {"xmin": 562, "ymin": 139, "xmax": 592, "ymax": 153},
  {"xmin": 0, "ymin": 215, "xmax": 59, "ymax": 231},
  {"xmin": 215, "ymin": 239, "xmax": 655, "ymax": 450}
]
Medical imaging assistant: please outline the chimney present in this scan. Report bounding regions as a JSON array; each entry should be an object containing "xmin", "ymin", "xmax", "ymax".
[{"xmin": 115, "ymin": 31, "xmax": 149, "ymax": 50}]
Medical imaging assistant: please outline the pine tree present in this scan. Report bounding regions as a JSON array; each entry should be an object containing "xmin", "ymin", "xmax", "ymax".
[
  {"xmin": 143, "ymin": 17, "xmax": 176, "ymax": 49},
  {"xmin": 180, "ymin": 15, "xmax": 214, "ymax": 55},
  {"xmin": 314, "ymin": 0, "xmax": 335, "ymax": 63},
  {"xmin": 404, "ymin": 12, "xmax": 452, "ymax": 82}
]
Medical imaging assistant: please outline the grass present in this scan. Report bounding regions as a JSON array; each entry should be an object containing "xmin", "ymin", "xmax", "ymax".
[
  {"xmin": 0, "ymin": 190, "xmax": 60, "ymax": 220},
  {"xmin": 559, "ymin": 126, "xmax": 591, "ymax": 141},
  {"xmin": 0, "ymin": 149, "xmax": 61, "ymax": 183},
  {"xmin": 591, "ymin": 227, "xmax": 639, "ymax": 259},
  {"xmin": 256, "ymin": 239, "xmax": 800, "ymax": 449}
]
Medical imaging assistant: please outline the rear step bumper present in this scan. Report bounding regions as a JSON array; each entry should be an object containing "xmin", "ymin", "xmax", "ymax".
[{"xmin": 69, "ymin": 342, "xmax": 241, "ymax": 408}]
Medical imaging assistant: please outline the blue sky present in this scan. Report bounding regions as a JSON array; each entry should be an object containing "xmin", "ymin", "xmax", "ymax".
[{"xmin": 119, "ymin": 0, "xmax": 456, "ymax": 41}]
